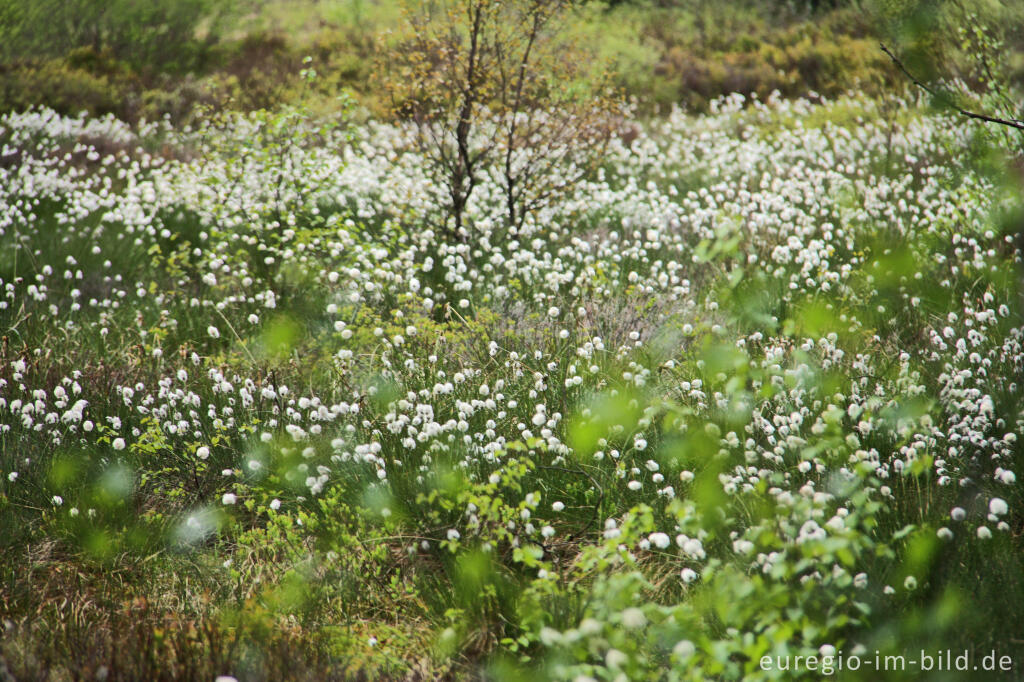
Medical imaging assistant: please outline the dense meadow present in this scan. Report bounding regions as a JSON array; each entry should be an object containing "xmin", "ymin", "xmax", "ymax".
[{"xmin": 1, "ymin": 87, "xmax": 1024, "ymax": 679}]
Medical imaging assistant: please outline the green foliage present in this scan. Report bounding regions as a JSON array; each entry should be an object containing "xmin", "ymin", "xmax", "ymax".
[
  {"xmin": 0, "ymin": 0, "xmax": 226, "ymax": 72},
  {"xmin": 869, "ymin": 0, "xmax": 1024, "ymax": 151},
  {"xmin": 0, "ymin": 0, "xmax": 960, "ymax": 122},
  {"xmin": 0, "ymin": 52, "xmax": 138, "ymax": 120}
]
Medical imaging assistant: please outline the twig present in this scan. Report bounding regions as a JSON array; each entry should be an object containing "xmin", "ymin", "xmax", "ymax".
[{"xmin": 880, "ymin": 43, "xmax": 1024, "ymax": 131}]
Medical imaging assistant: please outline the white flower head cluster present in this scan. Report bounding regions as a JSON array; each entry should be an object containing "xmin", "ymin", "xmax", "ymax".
[{"xmin": 0, "ymin": 93, "xmax": 1020, "ymax": 619}]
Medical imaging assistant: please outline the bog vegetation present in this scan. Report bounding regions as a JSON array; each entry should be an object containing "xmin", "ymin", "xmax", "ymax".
[
  {"xmin": 1, "ymin": 0, "xmax": 1024, "ymax": 680},
  {"xmin": 5, "ymin": 0, "xmax": 1022, "ymax": 123}
]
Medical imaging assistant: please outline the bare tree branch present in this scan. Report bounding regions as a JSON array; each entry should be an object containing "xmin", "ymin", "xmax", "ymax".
[
  {"xmin": 880, "ymin": 42, "xmax": 1024, "ymax": 131},
  {"xmin": 381, "ymin": 0, "xmax": 620, "ymax": 238}
]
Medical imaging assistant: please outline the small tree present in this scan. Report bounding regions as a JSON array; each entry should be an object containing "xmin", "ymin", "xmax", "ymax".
[{"xmin": 379, "ymin": 0, "xmax": 621, "ymax": 240}]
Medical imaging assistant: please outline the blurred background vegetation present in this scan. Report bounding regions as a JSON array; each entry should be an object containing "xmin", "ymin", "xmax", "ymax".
[{"xmin": 1, "ymin": 0, "xmax": 1023, "ymax": 122}]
